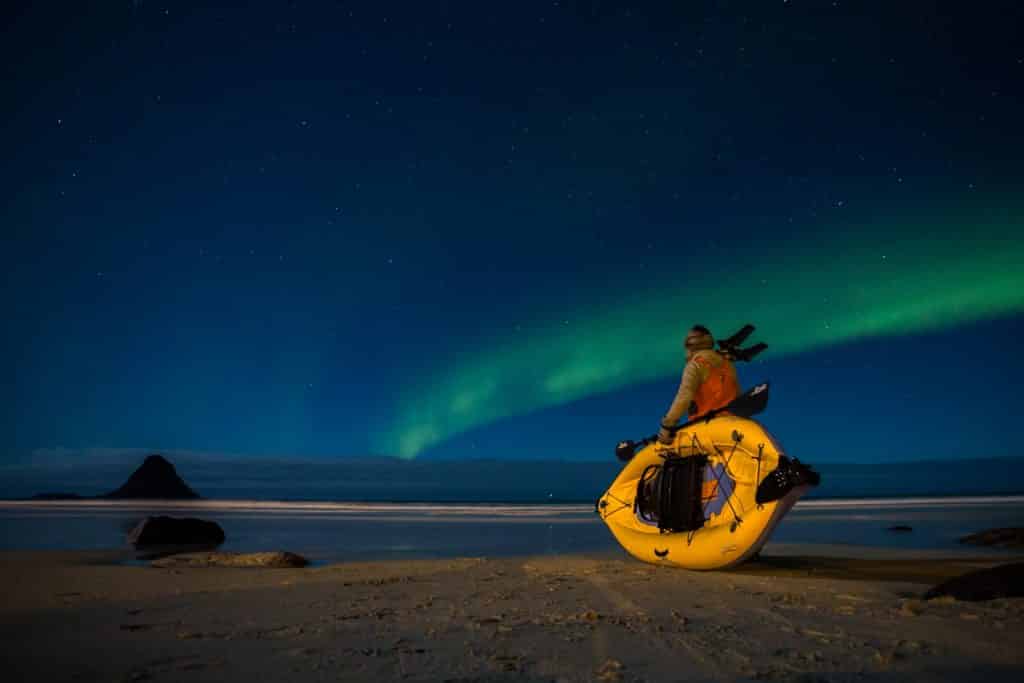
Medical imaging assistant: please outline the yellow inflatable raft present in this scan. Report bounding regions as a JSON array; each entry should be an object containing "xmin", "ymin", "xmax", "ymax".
[{"xmin": 597, "ymin": 390, "xmax": 819, "ymax": 570}]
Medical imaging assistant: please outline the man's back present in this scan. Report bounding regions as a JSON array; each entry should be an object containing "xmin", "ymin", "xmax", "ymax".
[{"xmin": 686, "ymin": 349, "xmax": 740, "ymax": 419}]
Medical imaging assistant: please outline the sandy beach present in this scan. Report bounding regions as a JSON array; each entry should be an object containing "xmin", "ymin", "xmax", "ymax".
[{"xmin": 3, "ymin": 550, "xmax": 1023, "ymax": 682}]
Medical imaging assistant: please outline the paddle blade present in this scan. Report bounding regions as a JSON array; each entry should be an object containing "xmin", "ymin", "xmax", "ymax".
[
  {"xmin": 733, "ymin": 342, "xmax": 767, "ymax": 362},
  {"xmin": 727, "ymin": 382, "xmax": 770, "ymax": 418},
  {"xmin": 720, "ymin": 324, "xmax": 755, "ymax": 348}
]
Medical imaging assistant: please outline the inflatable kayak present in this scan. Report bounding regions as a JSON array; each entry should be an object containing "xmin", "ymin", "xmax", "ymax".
[{"xmin": 597, "ymin": 382, "xmax": 820, "ymax": 570}]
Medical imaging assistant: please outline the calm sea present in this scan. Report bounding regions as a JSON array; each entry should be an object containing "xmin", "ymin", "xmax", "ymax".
[{"xmin": 1, "ymin": 497, "xmax": 1022, "ymax": 564}]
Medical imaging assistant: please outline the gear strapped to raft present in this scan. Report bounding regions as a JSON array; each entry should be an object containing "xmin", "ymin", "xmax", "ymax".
[
  {"xmin": 635, "ymin": 454, "xmax": 709, "ymax": 533},
  {"xmin": 630, "ymin": 449, "xmax": 821, "ymax": 530},
  {"xmin": 755, "ymin": 455, "xmax": 821, "ymax": 504}
]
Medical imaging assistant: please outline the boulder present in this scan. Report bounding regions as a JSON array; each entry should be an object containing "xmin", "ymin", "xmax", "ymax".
[
  {"xmin": 127, "ymin": 516, "xmax": 225, "ymax": 548},
  {"xmin": 105, "ymin": 454, "xmax": 199, "ymax": 499},
  {"xmin": 887, "ymin": 525, "xmax": 913, "ymax": 532},
  {"xmin": 924, "ymin": 562, "xmax": 1024, "ymax": 601},
  {"xmin": 151, "ymin": 551, "xmax": 308, "ymax": 568},
  {"xmin": 959, "ymin": 528, "xmax": 1024, "ymax": 548}
]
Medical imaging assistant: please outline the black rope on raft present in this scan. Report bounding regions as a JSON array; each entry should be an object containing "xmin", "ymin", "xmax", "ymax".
[
  {"xmin": 605, "ymin": 491, "xmax": 632, "ymax": 511},
  {"xmin": 719, "ymin": 440, "xmax": 740, "ymax": 481},
  {"xmin": 599, "ymin": 489, "xmax": 633, "ymax": 520},
  {"xmin": 693, "ymin": 437, "xmax": 742, "ymax": 528},
  {"xmin": 716, "ymin": 460, "xmax": 743, "ymax": 528},
  {"xmin": 702, "ymin": 436, "xmax": 743, "ymax": 525},
  {"xmin": 603, "ymin": 503, "xmax": 631, "ymax": 518},
  {"xmin": 703, "ymin": 438, "xmax": 742, "ymax": 527},
  {"xmin": 755, "ymin": 443, "xmax": 765, "ymax": 510},
  {"xmin": 602, "ymin": 501, "xmax": 632, "ymax": 519},
  {"xmin": 702, "ymin": 444, "xmax": 725, "ymax": 520}
]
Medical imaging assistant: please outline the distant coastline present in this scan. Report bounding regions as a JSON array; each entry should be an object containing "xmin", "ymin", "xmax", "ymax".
[
  {"xmin": 3, "ymin": 494, "xmax": 1024, "ymax": 508},
  {"xmin": 5, "ymin": 491, "xmax": 1024, "ymax": 506},
  {"xmin": 2, "ymin": 455, "xmax": 1022, "ymax": 503}
]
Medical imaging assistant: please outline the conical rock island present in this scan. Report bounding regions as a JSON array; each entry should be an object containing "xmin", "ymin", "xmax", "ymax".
[{"xmin": 105, "ymin": 455, "xmax": 200, "ymax": 499}]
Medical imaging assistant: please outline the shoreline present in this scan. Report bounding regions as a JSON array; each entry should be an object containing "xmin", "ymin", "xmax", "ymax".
[
  {"xmin": 2, "ymin": 493, "xmax": 1024, "ymax": 511},
  {"xmin": 4, "ymin": 500, "xmax": 1023, "ymax": 564},
  {"xmin": 3, "ymin": 549, "xmax": 1023, "ymax": 681}
]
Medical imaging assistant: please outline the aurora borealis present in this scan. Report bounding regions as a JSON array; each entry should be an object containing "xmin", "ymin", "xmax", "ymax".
[
  {"xmin": 388, "ymin": 204, "xmax": 1024, "ymax": 457},
  {"xmin": 4, "ymin": 2, "xmax": 1024, "ymax": 469}
]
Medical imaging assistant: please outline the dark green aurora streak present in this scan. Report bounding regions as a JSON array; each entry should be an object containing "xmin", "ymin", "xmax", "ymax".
[{"xmin": 384, "ymin": 200, "xmax": 1023, "ymax": 458}]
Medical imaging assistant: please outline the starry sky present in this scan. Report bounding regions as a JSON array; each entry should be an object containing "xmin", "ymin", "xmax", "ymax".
[{"xmin": 4, "ymin": 1, "xmax": 1023, "ymax": 466}]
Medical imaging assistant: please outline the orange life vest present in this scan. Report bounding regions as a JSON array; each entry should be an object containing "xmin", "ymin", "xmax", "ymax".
[{"xmin": 690, "ymin": 352, "xmax": 740, "ymax": 420}]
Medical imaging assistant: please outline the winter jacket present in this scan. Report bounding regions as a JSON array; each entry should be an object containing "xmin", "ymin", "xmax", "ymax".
[{"xmin": 662, "ymin": 349, "xmax": 740, "ymax": 426}]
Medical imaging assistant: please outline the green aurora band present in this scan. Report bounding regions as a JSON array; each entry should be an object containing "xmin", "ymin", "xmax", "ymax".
[{"xmin": 386, "ymin": 203, "xmax": 1024, "ymax": 458}]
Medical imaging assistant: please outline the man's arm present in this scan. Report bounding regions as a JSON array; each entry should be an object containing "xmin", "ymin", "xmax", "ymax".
[{"xmin": 659, "ymin": 360, "xmax": 704, "ymax": 440}]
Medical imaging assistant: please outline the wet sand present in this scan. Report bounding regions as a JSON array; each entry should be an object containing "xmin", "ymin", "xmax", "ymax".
[{"xmin": 2, "ymin": 550, "xmax": 1023, "ymax": 682}]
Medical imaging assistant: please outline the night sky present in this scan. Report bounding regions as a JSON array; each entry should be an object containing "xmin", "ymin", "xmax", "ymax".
[{"xmin": 4, "ymin": 2, "xmax": 1023, "ymax": 466}]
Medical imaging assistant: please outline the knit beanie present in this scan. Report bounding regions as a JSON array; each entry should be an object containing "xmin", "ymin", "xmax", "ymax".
[{"xmin": 684, "ymin": 325, "xmax": 714, "ymax": 352}]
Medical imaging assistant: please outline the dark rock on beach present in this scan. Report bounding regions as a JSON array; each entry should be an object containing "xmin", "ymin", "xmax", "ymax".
[
  {"xmin": 151, "ymin": 551, "xmax": 309, "ymax": 568},
  {"xmin": 104, "ymin": 454, "xmax": 200, "ymax": 500},
  {"xmin": 887, "ymin": 525, "xmax": 913, "ymax": 532},
  {"xmin": 959, "ymin": 527, "xmax": 1024, "ymax": 548},
  {"xmin": 127, "ymin": 516, "xmax": 225, "ymax": 548},
  {"xmin": 924, "ymin": 562, "xmax": 1024, "ymax": 601}
]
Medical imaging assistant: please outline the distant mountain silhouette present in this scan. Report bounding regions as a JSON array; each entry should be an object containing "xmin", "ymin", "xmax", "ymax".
[
  {"xmin": 104, "ymin": 454, "xmax": 200, "ymax": 499},
  {"xmin": 29, "ymin": 492, "xmax": 86, "ymax": 500}
]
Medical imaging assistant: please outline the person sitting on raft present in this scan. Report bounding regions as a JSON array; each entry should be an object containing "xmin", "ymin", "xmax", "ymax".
[{"xmin": 657, "ymin": 325, "xmax": 741, "ymax": 445}]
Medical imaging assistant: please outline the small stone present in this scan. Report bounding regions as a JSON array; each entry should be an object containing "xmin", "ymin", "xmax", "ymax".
[
  {"xmin": 489, "ymin": 654, "xmax": 521, "ymax": 672},
  {"xmin": 596, "ymin": 658, "xmax": 625, "ymax": 682},
  {"xmin": 896, "ymin": 599, "xmax": 923, "ymax": 616},
  {"xmin": 119, "ymin": 624, "xmax": 152, "ymax": 632},
  {"xmin": 152, "ymin": 551, "xmax": 308, "ymax": 568},
  {"xmin": 959, "ymin": 528, "xmax": 1024, "ymax": 548}
]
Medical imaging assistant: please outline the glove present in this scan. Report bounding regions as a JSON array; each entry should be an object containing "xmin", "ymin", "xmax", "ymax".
[{"xmin": 658, "ymin": 424, "xmax": 675, "ymax": 445}]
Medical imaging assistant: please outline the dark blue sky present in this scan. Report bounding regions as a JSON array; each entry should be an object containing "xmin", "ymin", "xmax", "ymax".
[{"xmin": 4, "ymin": 1, "xmax": 1023, "ymax": 465}]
